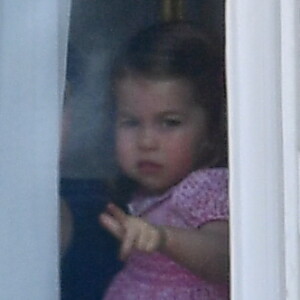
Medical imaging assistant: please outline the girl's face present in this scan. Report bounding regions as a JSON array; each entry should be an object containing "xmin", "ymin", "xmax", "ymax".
[{"xmin": 115, "ymin": 76, "xmax": 207, "ymax": 194}]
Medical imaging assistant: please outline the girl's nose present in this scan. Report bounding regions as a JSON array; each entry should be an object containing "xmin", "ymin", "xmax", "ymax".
[{"xmin": 137, "ymin": 127, "xmax": 158, "ymax": 151}]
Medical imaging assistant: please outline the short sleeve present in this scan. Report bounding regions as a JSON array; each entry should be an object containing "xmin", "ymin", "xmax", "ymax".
[{"xmin": 172, "ymin": 168, "xmax": 229, "ymax": 228}]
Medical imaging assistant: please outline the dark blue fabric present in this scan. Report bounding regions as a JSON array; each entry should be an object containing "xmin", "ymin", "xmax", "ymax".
[{"xmin": 60, "ymin": 179, "xmax": 123, "ymax": 300}]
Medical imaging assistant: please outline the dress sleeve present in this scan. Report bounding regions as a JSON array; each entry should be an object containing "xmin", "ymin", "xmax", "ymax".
[{"xmin": 172, "ymin": 169, "xmax": 229, "ymax": 228}]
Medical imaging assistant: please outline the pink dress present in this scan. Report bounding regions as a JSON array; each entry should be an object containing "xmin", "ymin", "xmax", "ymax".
[{"xmin": 104, "ymin": 168, "xmax": 229, "ymax": 299}]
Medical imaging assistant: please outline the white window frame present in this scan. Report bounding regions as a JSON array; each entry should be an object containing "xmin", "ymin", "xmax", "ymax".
[
  {"xmin": 281, "ymin": 1, "xmax": 300, "ymax": 299},
  {"xmin": 227, "ymin": 0, "xmax": 300, "ymax": 299}
]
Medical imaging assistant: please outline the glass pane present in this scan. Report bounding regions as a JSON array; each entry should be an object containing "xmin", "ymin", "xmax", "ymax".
[{"xmin": 60, "ymin": 1, "xmax": 227, "ymax": 299}]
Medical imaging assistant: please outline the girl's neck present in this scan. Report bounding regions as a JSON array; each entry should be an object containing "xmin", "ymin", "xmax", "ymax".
[
  {"xmin": 136, "ymin": 185, "xmax": 171, "ymax": 198},
  {"xmin": 135, "ymin": 166, "xmax": 213, "ymax": 198}
]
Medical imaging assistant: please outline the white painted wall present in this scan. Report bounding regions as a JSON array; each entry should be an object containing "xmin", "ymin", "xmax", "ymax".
[{"xmin": 0, "ymin": 1, "xmax": 71, "ymax": 299}]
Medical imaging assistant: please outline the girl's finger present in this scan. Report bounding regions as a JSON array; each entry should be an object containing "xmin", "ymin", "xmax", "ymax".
[
  {"xmin": 99, "ymin": 213, "xmax": 123, "ymax": 239},
  {"xmin": 120, "ymin": 224, "xmax": 139, "ymax": 261},
  {"xmin": 106, "ymin": 203, "xmax": 127, "ymax": 224}
]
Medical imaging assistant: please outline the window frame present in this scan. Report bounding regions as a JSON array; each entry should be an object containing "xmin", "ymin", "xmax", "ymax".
[{"xmin": 227, "ymin": 0, "xmax": 300, "ymax": 299}]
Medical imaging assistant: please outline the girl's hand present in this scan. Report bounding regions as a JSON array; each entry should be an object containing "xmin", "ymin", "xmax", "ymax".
[{"xmin": 99, "ymin": 203, "xmax": 164, "ymax": 260}]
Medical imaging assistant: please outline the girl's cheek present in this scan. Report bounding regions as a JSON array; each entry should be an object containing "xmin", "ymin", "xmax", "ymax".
[
  {"xmin": 116, "ymin": 129, "xmax": 132, "ymax": 147},
  {"xmin": 166, "ymin": 133, "xmax": 199, "ymax": 163},
  {"xmin": 116, "ymin": 133, "xmax": 134, "ymax": 159}
]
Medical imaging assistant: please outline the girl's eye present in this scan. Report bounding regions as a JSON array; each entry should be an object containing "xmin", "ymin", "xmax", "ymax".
[{"xmin": 162, "ymin": 118, "xmax": 182, "ymax": 127}]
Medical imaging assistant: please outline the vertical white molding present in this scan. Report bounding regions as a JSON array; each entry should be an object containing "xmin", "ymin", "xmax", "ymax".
[
  {"xmin": 226, "ymin": 1, "xmax": 285, "ymax": 299},
  {"xmin": 281, "ymin": 0, "xmax": 300, "ymax": 299},
  {"xmin": 0, "ymin": 1, "xmax": 71, "ymax": 299}
]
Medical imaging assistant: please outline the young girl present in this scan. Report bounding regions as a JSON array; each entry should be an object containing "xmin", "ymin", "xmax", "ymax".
[{"xmin": 100, "ymin": 21, "xmax": 229, "ymax": 299}]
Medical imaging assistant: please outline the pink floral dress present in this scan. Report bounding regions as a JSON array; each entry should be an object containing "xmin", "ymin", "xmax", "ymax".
[{"xmin": 104, "ymin": 168, "xmax": 229, "ymax": 299}]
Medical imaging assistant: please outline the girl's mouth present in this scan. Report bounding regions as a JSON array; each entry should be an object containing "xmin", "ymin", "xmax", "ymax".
[{"xmin": 137, "ymin": 161, "xmax": 162, "ymax": 174}]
